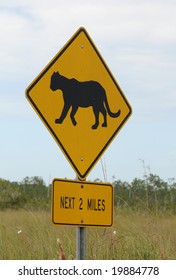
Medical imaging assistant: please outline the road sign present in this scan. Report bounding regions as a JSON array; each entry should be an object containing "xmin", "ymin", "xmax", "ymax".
[
  {"xmin": 52, "ymin": 179, "xmax": 113, "ymax": 227},
  {"xmin": 26, "ymin": 27, "xmax": 132, "ymax": 179}
]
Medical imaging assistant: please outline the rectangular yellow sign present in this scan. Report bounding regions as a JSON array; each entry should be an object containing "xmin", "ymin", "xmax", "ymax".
[{"xmin": 52, "ymin": 179, "xmax": 113, "ymax": 227}]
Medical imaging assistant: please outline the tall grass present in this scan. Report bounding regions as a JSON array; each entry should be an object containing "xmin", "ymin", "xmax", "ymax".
[
  {"xmin": 0, "ymin": 208, "xmax": 176, "ymax": 259},
  {"xmin": 0, "ymin": 209, "xmax": 75, "ymax": 259},
  {"xmin": 88, "ymin": 208, "xmax": 176, "ymax": 259}
]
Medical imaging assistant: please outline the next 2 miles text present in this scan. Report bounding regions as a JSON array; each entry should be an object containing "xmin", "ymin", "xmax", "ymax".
[{"xmin": 60, "ymin": 196, "xmax": 106, "ymax": 211}]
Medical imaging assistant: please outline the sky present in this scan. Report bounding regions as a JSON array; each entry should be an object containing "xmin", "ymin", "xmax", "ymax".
[{"xmin": 0, "ymin": 0, "xmax": 176, "ymax": 185}]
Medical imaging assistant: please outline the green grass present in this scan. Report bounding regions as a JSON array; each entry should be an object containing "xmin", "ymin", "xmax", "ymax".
[{"xmin": 0, "ymin": 208, "xmax": 176, "ymax": 259}]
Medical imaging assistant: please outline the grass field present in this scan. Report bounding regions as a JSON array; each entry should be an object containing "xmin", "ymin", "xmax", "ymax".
[{"xmin": 0, "ymin": 208, "xmax": 176, "ymax": 260}]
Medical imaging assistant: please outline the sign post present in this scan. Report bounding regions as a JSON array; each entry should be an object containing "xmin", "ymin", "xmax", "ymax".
[
  {"xmin": 26, "ymin": 27, "xmax": 132, "ymax": 260},
  {"xmin": 52, "ymin": 178, "xmax": 113, "ymax": 259},
  {"xmin": 76, "ymin": 226, "xmax": 86, "ymax": 260},
  {"xmin": 76, "ymin": 176, "xmax": 86, "ymax": 260}
]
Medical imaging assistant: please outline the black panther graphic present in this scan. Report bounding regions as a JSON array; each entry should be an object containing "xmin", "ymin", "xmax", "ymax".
[{"xmin": 50, "ymin": 72, "xmax": 121, "ymax": 129}]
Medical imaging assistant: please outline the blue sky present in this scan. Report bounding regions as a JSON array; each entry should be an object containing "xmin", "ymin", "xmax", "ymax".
[{"xmin": 0, "ymin": 0, "xmax": 176, "ymax": 184}]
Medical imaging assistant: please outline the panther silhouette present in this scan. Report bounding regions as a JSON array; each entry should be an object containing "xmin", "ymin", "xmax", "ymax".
[{"xmin": 50, "ymin": 71, "xmax": 121, "ymax": 129}]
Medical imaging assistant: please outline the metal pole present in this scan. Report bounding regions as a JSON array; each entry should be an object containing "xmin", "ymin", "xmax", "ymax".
[
  {"xmin": 76, "ymin": 226, "xmax": 86, "ymax": 260},
  {"xmin": 76, "ymin": 176, "xmax": 86, "ymax": 259}
]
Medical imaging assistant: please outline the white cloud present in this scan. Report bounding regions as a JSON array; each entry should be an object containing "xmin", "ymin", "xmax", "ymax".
[
  {"xmin": 0, "ymin": 0, "xmax": 176, "ymax": 121},
  {"xmin": 1, "ymin": 0, "xmax": 176, "ymax": 49}
]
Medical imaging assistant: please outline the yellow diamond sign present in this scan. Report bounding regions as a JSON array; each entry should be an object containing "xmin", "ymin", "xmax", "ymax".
[{"xmin": 26, "ymin": 27, "xmax": 132, "ymax": 179}]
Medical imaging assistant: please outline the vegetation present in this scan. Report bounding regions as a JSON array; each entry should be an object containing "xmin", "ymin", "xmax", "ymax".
[
  {"xmin": 0, "ymin": 173, "xmax": 176, "ymax": 259},
  {"xmin": 0, "ymin": 173, "xmax": 176, "ymax": 213},
  {"xmin": 114, "ymin": 174, "xmax": 176, "ymax": 214},
  {"xmin": 0, "ymin": 208, "xmax": 176, "ymax": 259},
  {"xmin": 0, "ymin": 176, "xmax": 51, "ymax": 210}
]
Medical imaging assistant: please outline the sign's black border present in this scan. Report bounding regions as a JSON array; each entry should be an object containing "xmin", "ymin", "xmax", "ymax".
[{"xmin": 25, "ymin": 27, "xmax": 132, "ymax": 180}]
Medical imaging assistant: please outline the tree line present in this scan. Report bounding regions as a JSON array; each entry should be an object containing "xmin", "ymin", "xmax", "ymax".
[
  {"xmin": 0, "ymin": 176, "xmax": 50, "ymax": 210},
  {"xmin": 113, "ymin": 174, "xmax": 176, "ymax": 214},
  {"xmin": 0, "ymin": 174, "xmax": 176, "ymax": 213}
]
